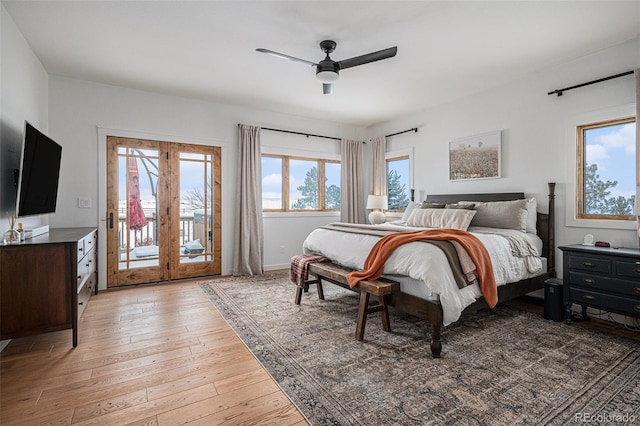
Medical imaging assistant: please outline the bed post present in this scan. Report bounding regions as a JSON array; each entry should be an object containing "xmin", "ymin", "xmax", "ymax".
[{"xmin": 547, "ymin": 182, "xmax": 556, "ymax": 275}]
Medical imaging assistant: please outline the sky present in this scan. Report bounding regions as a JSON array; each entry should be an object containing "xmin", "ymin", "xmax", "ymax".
[{"xmin": 584, "ymin": 121, "xmax": 636, "ymax": 199}]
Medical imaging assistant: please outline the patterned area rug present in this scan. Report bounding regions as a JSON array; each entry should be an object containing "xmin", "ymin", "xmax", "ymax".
[{"xmin": 199, "ymin": 272, "xmax": 640, "ymax": 425}]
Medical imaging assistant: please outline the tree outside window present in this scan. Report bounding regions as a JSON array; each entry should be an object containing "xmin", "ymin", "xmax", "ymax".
[
  {"xmin": 386, "ymin": 156, "xmax": 410, "ymax": 211},
  {"xmin": 261, "ymin": 154, "xmax": 340, "ymax": 211},
  {"xmin": 578, "ymin": 117, "xmax": 636, "ymax": 220}
]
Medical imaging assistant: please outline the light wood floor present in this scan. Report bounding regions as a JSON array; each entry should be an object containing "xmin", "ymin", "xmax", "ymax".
[{"xmin": 0, "ymin": 279, "xmax": 309, "ymax": 426}]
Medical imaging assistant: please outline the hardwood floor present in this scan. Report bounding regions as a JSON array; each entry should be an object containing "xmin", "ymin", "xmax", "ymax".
[{"xmin": 0, "ymin": 279, "xmax": 309, "ymax": 425}]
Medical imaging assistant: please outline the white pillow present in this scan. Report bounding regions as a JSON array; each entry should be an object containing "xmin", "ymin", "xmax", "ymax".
[
  {"xmin": 401, "ymin": 201, "xmax": 422, "ymax": 222},
  {"xmin": 407, "ymin": 208, "xmax": 476, "ymax": 231},
  {"xmin": 459, "ymin": 199, "xmax": 529, "ymax": 232},
  {"xmin": 526, "ymin": 197, "xmax": 537, "ymax": 234}
]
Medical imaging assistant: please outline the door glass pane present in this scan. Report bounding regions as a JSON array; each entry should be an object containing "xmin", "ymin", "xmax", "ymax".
[
  {"xmin": 290, "ymin": 159, "xmax": 318, "ymax": 210},
  {"xmin": 118, "ymin": 149, "xmax": 159, "ymax": 270},
  {"xmin": 179, "ymin": 152, "xmax": 214, "ymax": 264}
]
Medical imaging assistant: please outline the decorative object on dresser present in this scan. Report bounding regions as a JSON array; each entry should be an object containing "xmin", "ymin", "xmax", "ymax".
[
  {"xmin": 366, "ymin": 194, "xmax": 388, "ymax": 224},
  {"xmin": 559, "ymin": 244, "xmax": 640, "ymax": 324},
  {"xmin": 0, "ymin": 227, "xmax": 98, "ymax": 346}
]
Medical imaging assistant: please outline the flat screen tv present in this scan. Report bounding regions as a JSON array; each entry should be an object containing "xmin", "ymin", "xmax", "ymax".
[{"xmin": 16, "ymin": 121, "xmax": 63, "ymax": 217}]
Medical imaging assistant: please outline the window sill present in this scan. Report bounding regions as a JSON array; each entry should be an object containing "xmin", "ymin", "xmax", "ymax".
[
  {"xmin": 263, "ymin": 211, "xmax": 340, "ymax": 219},
  {"xmin": 565, "ymin": 216, "xmax": 637, "ymax": 231}
]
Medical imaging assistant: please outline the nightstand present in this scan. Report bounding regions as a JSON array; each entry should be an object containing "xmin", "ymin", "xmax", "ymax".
[{"xmin": 559, "ymin": 244, "xmax": 640, "ymax": 324}]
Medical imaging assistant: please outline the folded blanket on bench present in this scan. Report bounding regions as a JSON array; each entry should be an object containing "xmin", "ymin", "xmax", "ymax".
[{"xmin": 290, "ymin": 254, "xmax": 328, "ymax": 287}]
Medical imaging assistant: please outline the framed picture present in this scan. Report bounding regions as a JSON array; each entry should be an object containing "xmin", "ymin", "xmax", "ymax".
[{"xmin": 449, "ymin": 130, "xmax": 501, "ymax": 181}]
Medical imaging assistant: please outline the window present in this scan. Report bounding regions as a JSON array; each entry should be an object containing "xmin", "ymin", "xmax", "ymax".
[
  {"xmin": 386, "ymin": 155, "xmax": 411, "ymax": 211},
  {"xmin": 577, "ymin": 116, "xmax": 636, "ymax": 220},
  {"xmin": 261, "ymin": 154, "xmax": 341, "ymax": 211}
]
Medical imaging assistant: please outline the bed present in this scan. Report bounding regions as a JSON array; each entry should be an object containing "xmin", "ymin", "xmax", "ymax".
[{"xmin": 300, "ymin": 183, "xmax": 556, "ymax": 357}]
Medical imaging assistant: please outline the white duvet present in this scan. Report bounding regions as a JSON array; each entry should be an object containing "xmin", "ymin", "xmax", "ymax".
[{"xmin": 302, "ymin": 223, "xmax": 544, "ymax": 325}]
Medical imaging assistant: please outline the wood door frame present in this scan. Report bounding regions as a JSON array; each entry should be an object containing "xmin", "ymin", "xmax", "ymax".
[
  {"xmin": 106, "ymin": 137, "xmax": 221, "ymax": 288},
  {"xmin": 106, "ymin": 137, "xmax": 171, "ymax": 287},
  {"xmin": 169, "ymin": 143, "xmax": 222, "ymax": 278}
]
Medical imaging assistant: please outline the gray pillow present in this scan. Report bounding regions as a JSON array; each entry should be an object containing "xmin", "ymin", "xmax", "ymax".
[
  {"xmin": 445, "ymin": 203, "xmax": 475, "ymax": 210},
  {"xmin": 459, "ymin": 199, "xmax": 529, "ymax": 232},
  {"xmin": 421, "ymin": 202, "xmax": 445, "ymax": 209}
]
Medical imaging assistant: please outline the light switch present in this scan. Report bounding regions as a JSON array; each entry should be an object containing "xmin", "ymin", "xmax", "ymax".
[{"xmin": 78, "ymin": 198, "xmax": 92, "ymax": 208}]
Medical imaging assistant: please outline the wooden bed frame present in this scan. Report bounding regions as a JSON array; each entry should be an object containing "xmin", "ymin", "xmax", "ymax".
[{"xmin": 307, "ymin": 183, "xmax": 556, "ymax": 358}]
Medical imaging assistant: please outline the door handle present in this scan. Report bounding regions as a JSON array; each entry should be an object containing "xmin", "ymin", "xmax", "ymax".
[{"xmin": 109, "ymin": 212, "xmax": 113, "ymax": 229}]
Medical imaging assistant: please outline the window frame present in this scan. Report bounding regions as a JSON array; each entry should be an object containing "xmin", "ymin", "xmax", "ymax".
[
  {"xmin": 576, "ymin": 116, "xmax": 636, "ymax": 221},
  {"xmin": 261, "ymin": 153, "xmax": 341, "ymax": 212},
  {"xmin": 385, "ymin": 148, "xmax": 414, "ymax": 213}
]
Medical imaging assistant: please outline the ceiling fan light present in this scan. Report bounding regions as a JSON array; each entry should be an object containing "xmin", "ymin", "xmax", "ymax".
[{"xmin": 316, "ymin": 70, "xmax": 339, "ymax": 83}]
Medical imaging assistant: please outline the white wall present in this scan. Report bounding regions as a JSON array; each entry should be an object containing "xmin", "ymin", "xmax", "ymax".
[
  {"xmin": 47, "ymin": 76, "xmax": 362, "ymax": 287},
  {"xmin": 0, "ymin": 4, "xmax": 49, "ymax": 236},
  {"xmin": 366, "ymin": 37, "xmax": 640, "ymax": 276}
]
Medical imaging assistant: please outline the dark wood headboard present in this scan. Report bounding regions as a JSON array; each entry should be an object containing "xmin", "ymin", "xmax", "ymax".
[{"xmin": 422, "ymin": 183, "xmax": 556, "ymax": 274}]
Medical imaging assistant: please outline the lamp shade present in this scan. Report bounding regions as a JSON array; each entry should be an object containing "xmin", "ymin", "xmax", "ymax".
[{"xmin": 366, "ymin": 195, "xmax": 388, "ymax": 210}]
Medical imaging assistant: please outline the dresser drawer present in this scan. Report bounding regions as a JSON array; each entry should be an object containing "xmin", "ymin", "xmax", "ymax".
[
  {"xmin": 570, "ymin": 288, "xmax": 640, "ymax": 318},
  {"xmin": 77, "ymin": 274, "xmax": 95, "ymax": 318},
  {"xmin": 77, "ymin": 230, "xmax": 97, "ymax": 261},
  {"xmin": 569, "ymin": 272, "xmax": 640, "ymax": 298},
  {"xmin": 616, "ymin": 260, "xmax": 640, "ymax": 281},
  {"xmin": 568, "ymin": 255, "xmax": 611, "ymax": 274}
]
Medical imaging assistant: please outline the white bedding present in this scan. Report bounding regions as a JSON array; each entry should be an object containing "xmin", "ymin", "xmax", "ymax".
[{"xmin": 302, "ymin": 223, "xmax": 544, "ymax": 326}]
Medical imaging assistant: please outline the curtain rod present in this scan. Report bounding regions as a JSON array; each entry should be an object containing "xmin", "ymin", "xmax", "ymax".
[
  {"xmin": 547, "ymin": 70, "xmax": 634, "ymax": 96},
  {"xmin": 239, "ymin": 124, "xmax": 366, "ymax": 143},
  {"xmin": 370, "ymin": 127, "xmax": 418, "ymax": 141},
  {"xmin": 385, "ymin": 127, "xmax": 418, "ymax": 138}
]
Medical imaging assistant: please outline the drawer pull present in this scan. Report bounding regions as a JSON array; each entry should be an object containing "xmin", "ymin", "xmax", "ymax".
[
  {"xmin": 583, "ymin": 278, "xmax": 595, "ymax": 284},
  {"xmin": 79, "ymin": 302, "xmax": 84, "ymax": 305},
  {"xmin": 635, "ymin": 306, "xmax": 640, "ymax": 313},
  {"xmin": 634, "ymin": 268, "xmax": 640, "ymax": 274},
  {"xmin": 635, "ymin": 287, "xmax": 640, "ymax": 295},
  {"xmin": 582, "ymin": 262, "xmax": 595, "ymax": 268},
  {"xmin": 583, "ymin": 295, "xmax": 596, "ymax": 301}
]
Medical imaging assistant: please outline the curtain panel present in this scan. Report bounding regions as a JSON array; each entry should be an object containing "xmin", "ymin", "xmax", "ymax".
[
  {"xmin": 233, "ymin": 124, "xmax": 264, "ymax": 275},
  {"xmin": 370, "ymin": 136, "xmax": 387, "ymax": 196},
  {"xmin": 341, "ymin": 139, "xmax": 365, "ymax": 223}
]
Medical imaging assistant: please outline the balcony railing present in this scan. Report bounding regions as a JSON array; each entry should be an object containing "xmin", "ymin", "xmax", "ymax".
[{"xmin": 118, "ymin": 215, "xmax": 200, "ymax": 251}]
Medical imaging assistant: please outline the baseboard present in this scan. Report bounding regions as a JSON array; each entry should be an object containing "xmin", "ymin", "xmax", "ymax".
[{"xmin": 264, "ymin": 263, "xmax": 289, "ymax": 272}]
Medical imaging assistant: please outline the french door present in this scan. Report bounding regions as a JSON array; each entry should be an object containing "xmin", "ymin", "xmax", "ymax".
[{"xmin": 106, "ymin": 136, "xmax": 221, "ymax": 287}]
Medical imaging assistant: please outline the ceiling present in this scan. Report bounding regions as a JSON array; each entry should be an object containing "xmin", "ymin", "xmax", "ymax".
[{"xmin": 3, "ymin": 1, "xmax": 639, "ymax": 127}]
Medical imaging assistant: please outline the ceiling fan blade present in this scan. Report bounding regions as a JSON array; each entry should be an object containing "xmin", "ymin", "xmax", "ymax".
[
  {"xmin": 322, "ymin": 83, "xmax": 333, "ymax": 95},
  {"xmin": 256, "ymin": 48, "xmax": 317, "ymax": 66},
  {"xmin": 337, "ymin": 46, "xmax": 398, "ymax": 70}
]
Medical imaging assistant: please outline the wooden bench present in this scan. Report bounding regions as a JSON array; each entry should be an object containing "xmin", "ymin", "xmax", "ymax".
[{"xmin": 294, "ymin": 262, "xmax": 400, "ymax": 341}]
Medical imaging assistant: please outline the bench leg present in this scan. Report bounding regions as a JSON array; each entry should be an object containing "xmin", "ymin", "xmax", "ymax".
[
  {"xmin": 294, "ymin": 279, "xmax": 323, "ymax": 305},
  {"xmin": 356, "ymin": 291, "xmax": 370, "ymax": 341},
  {"xmin": 316, "ymin": 279, "xmax": 324, "ymax": 300},
  {"xmin": 295, "ymin": 286, "xmax": 303, "ymax": 305},
  {"xmin": 380, "ymin": 295, "xmax": 391, "ymax": 333}
]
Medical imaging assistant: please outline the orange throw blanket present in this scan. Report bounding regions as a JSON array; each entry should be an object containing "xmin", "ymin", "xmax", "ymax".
[{"xmin": 346, "ymin": 229, "xmax": 497, "ymax": 308}]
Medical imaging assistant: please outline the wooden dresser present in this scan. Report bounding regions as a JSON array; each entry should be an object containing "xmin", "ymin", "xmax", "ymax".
[
  {"xmin": 0, "ymin": 227, "xmax": 97, "ymax": 346},
  {"xmin": 559, "ymin": 244, "xmax": 640, "ymax": 323}
]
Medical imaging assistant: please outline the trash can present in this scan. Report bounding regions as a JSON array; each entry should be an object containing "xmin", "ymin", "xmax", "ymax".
[{"xmin": 544, "ymin": 278, "xmax": 564, "ymax": 322}]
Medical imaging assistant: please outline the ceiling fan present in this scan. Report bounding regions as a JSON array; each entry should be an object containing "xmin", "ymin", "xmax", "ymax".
[{"xmin": 256, "ymin": 40, "xmax": 398, "ymax": 94}]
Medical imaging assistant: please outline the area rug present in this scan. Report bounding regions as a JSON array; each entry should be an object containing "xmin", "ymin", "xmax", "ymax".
[{"xmin": 199, "ymin": 272, "xmax": 640, "ymax": 425}]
